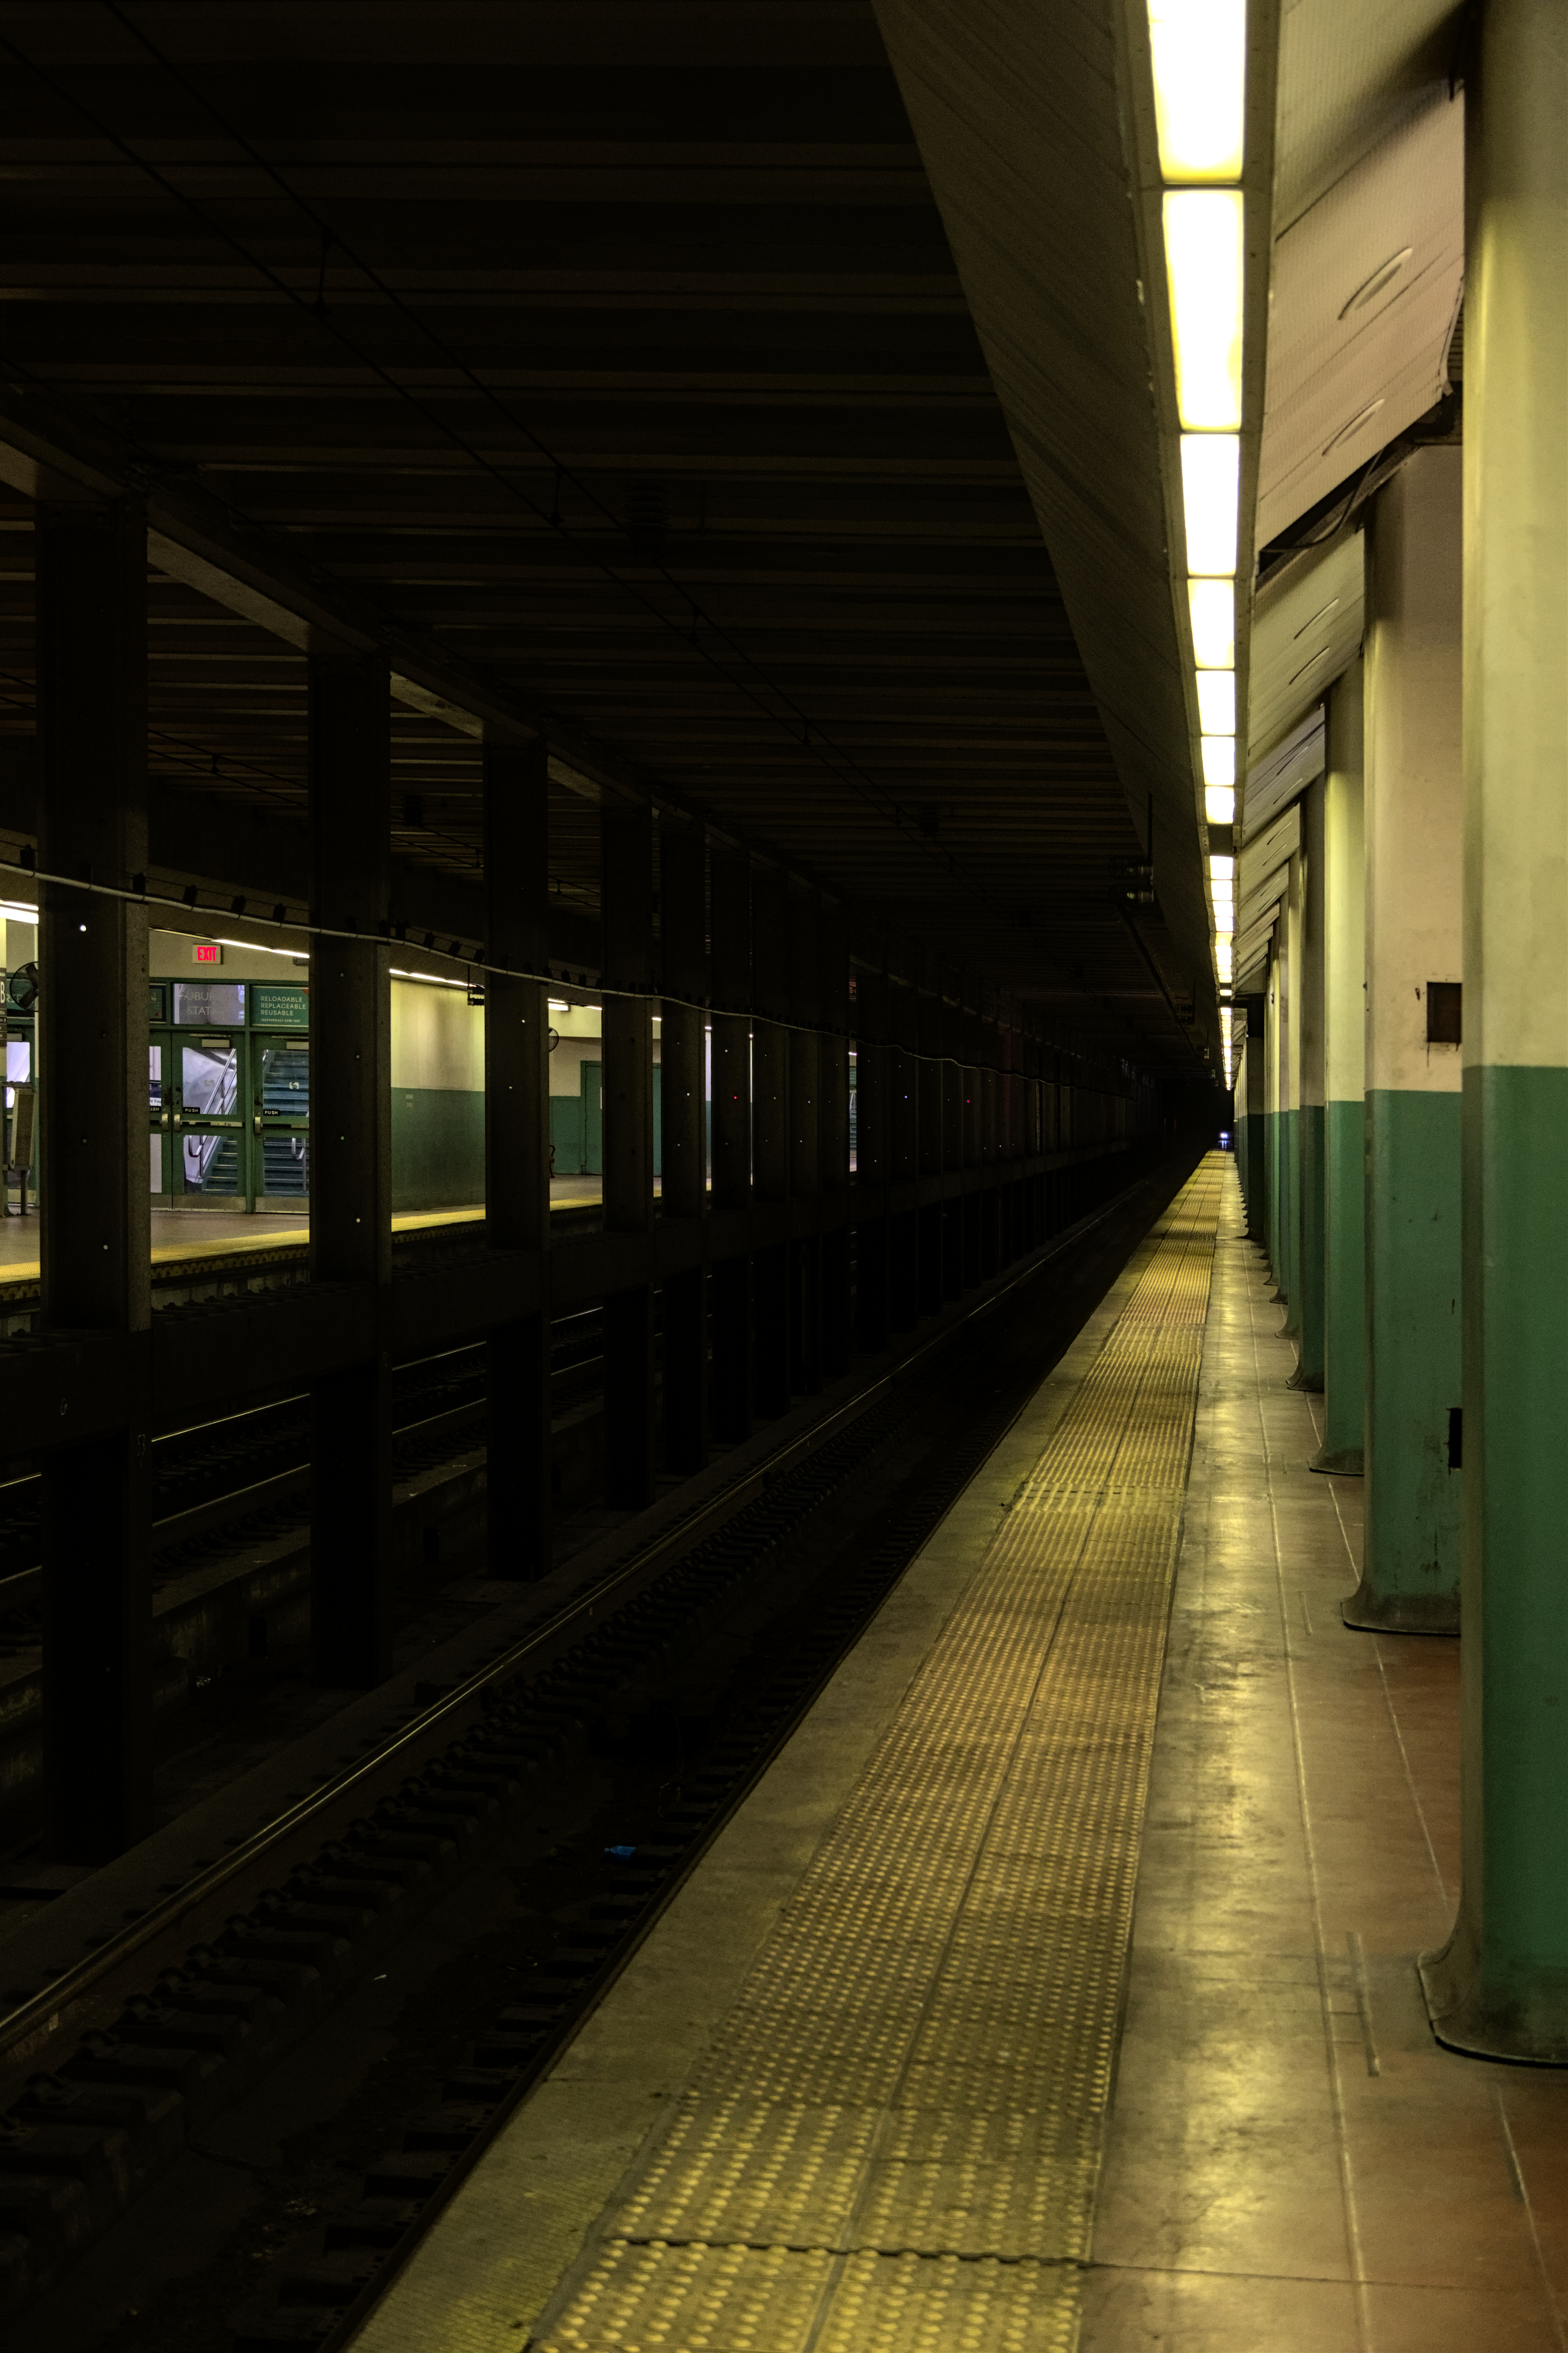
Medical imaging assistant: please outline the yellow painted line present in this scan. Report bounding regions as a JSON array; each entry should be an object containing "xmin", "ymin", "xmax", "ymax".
[{"xmin": 0, "ymin": 1193, "xmax": 607, "ymax": 1291}]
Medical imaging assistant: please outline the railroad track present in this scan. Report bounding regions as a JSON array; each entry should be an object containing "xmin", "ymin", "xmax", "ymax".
[
  {"xmin": 0, "ymin": 1150, "xmax": 1198, "ymax": 2350},
  {"xmin": 0, "ymin": 1304, "xmax": 608, "ymax": 1627}
]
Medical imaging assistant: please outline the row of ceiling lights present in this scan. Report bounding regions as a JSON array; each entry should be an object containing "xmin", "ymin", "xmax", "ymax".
[{"xmin": 1147, "ymin": 0, "xmax": 1246, "ymax": 993}]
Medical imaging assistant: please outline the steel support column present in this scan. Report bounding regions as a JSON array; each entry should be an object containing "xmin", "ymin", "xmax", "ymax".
[
  {"xmin": 818, "ymin": 905, "xmax": 851, "ymax": 1377},
  {"xmin": 962, "ymin": 1008, "xmax": 982, "ymax": 1282},
  {"xmin": 917, "ymin": 989, "xmax": 943, "ymax": 1315},
  {"xmin": 941, "ymin": 998, "xmax": 964, "ymax": 1297},
  {"xmin": 601, "ymin": 804, "xmax": 655, "ymax": 1507},
  {"xmin": 483, "ymin": 735, "xmax": 551, "ymax": 1577},
  {"xmin": 853, "ymin": 963, "xmax": 889, "ymax": 1353},
  {"xmin": 788, "ymin": 893, "xmax": 822, "ymax": 1395},
  {"xmin": 308, "ymin": 653, "xmax": 393, "ymax": 1688},
  {"xmin": 37, "ymin": 495, "xmax": 153, "ymax": 1861},
  {"xmin": 980, "ymin": 1015, "xmax": 999, "ymax": 1279},
  {"xmin": 887, "ymin": 979, "xmax": 919, "ymax": 1331},
  {"xmin": 751, "ymin": 869, "xmax": 791, "ymax": 1414},
  {"xmin": 660, "ymin": 825, "xmax": 708, "ymax": 1470},
  {"xmin": 709, "ymin": 845, "xmax": 752, "ymax": 1443}
]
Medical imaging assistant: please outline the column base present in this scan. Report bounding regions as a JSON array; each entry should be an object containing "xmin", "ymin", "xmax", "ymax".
[
  {"xmin": 1308, "ymin": 1445, "xmax": 1364, "ymax": 1476},
  {"xmin": 1420, "ymin": 1924, "xmax": 1568, "ymax": 2066},
  {"xmin": 1340, "ymin": 1579, "xmax": 1458, "ymax": 1634},
  {"xmin": 1286, "ymin": 1365, "xmax": 1324, "ymax": 1393}
]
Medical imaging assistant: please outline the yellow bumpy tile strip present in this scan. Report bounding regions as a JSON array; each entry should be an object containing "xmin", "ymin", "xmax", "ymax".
[{"xmin": 534, "ymin": 1160, "xmax": 1223, "ymax": 2352}]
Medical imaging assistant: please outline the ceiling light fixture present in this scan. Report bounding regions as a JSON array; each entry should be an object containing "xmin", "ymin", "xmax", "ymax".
[
  {"xmin": 1189, "ymin": 579, "xmax": 1235, "ymax": 667},
  {"xmin": 1181, "ymin": 434, "xmax": 1240, "ymax": 575},
  {"xmin": 1205, "ymin": 784, "xmax": 1236, "ymax": 824},
  {"xmin": 1201, "ymin": 735, "xmax": 1236, "ymax": 788},
  {"xmin": 1196, "ymin": 670, "xmax": 1236, "ymax": 733},
  {"xmin": 1164, "ymin": 189, "xmax": 1245, "ymax": 429},
  {"xmin": 1147, "ymin": 0, "xmax": 1246, "ymax": 181}
]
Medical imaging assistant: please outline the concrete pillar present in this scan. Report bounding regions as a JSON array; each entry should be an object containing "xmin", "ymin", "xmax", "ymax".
[
  {"xmin": 660, "ymin": 824, "xmax": 708, "ymax": 1471},
  {"xmin": 1421, "ymin": 0, "xmax": 1568, "ymax": 2060},
  {"xmin": 709, "ymin": 844, "xmax": 752, "ymax": 1442},
  {"xmin": 1239, "ymin": 1000, "xmax": 1265, "ymax": 1240},
  {"xmin": 751, "ymin": 868, "xmax": 791, "ymax": 1412},
  {"xmin": 483, "ymin": 737, "xmax": 551, "ymax": 1576},
  {"xmin": 1263, "ymin": 866, "xmax": 1300, "ymax": 1310},
  {"xmin": 1344, "ymin": 450, "xmax": 1462, "ymax": 1632},
  {"xmin": 818, "ymin": 905, "xmax": 852, "ymax": 1377},
  {"xmin": 853, "ymin": 962, "xmax": 890, "ymax": 1353},
  {"xmin": 1311, "ymin": 660, "xmax": 1367, "ymax": 1475},
  {"xmin": 37, "ymin": 495, "xmax": 154, "ymax": 1859},
  {"xmin": 601, "ymin": 803, "xmax": 655, "ymax": 1507},
  {"xmin": 1264, "ymin": 944, "xmax": 1283, "ymax": 1281},
  {"xmin": 308, "ymin": 652, "xmax": 393, "ymax": 1688},
  {"xmin": 1294, "ymin": 778, "xmax": 1327, "ymax": 1389}
]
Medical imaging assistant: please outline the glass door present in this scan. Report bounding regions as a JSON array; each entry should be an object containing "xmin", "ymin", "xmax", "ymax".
[
  {"xmin": 176, "ymin": 1032, "xmax": 249, "ymax": 1204},
  {"xmin": 252, "ymin": 1034, "xmax": 309, "ymax": 1207}
]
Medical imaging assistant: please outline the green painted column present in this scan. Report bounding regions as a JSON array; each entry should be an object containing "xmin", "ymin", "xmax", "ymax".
[
  {"xmin": 1343, "ymin": 448, "xmax": 1462, "ymax": 1633},
  {"xmin": 1422, "ymin": 0, "xmax": 1568, "ymax": 2061},
  {"xmin": 1293, "ymin": 779, "xmax": 1327, "ymax": 1389},
  {"xmin": 1272, "ymin": 855, "xmax": 1302, "ymax": 1324},
  {"xmin": 1264, "ymin": 926, "xmax": 1285, "ymax": 1293},
  {"xmin": 1239, "ymin": 1004, "xmax": 1265, "ymax": 1241},
  {"xmin": 1312, "ymin": 655, "xmax": 1367, "ymax": 1475}
]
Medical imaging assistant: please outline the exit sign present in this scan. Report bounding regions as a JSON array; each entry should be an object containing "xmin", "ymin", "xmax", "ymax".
[{"xmin": 191, "ymin": 942, "xmax": 223, "ymax": 966}]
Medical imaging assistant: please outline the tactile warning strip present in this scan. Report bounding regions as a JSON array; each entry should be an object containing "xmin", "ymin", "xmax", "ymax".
[{"xmin": 533, "ymin": 1162, "xmax": 1223, "ymax": 2351}]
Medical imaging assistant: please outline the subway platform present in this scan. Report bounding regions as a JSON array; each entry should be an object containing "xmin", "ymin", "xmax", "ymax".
[
  {"xmin": 346, "ymin": 1157, "xmax": 1568, "ymax": 2353},
  {"xmin": 0, "ymin": 1180, "xmax": 606, "ymax": 1283}
]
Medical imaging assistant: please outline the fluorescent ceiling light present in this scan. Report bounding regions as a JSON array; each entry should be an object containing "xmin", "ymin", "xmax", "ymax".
[
  {"xmin": 1195, "ymin": 670, "xmax": 1236, "ymax": 733},
  {"xmin": 212, "ymin": 935, "xmax": 306, "ymax": 960},
  {"xmin": 1208, "ymin": 853, "xmax": 1235, "ymax": 880},
  {"xmin": 1147, "ymin": 0, "xmax": 1246, "ymax": 181},
  {"xmin": 1181, "ymin": 434, "xmax": 1239, "ymax": 576},
  {"xmin": 1201, "ymin": 734, "xmax": 1236, "ymax": 787},
  {"xmin": 1164, "ymin": 190, "xmax": 1244, "ymax": 429},
  {"xmin": 548, "ymin": 998, "xmax": 570, "ymax": 1010},
  {"xmin": 1205, "ymin": 782, "xmax": 1235, "ymax": 821},
  {"xmin": 390, "ymin": 967, "xmax": 469, "ymax": 989},
  {"xmin": 0, "ymin": 899, "xmax": 38, "ymax": 919},
  {"xmin": 1189, "ymin": 579, "xmax": 1235, "ymax": 666}
]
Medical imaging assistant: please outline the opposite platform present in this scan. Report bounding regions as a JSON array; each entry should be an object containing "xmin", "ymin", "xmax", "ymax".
[{"xmin": 350, "ymin": 1159, "xmax": 1225, "ymax": 2352}]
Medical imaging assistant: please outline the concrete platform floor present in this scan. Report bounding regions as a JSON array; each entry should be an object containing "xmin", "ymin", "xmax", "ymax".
[
  {"xmin": 347, "ymin": 1159, "xmax": 1568, "ymax": 2351},
  {"xmin": 1083, "ymin": 1177, "xmax": 1568, "ymax": 2351},
  {"xmin": 0, "ymin": 1177, "xmax": 607, "ymax": 1279}
]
